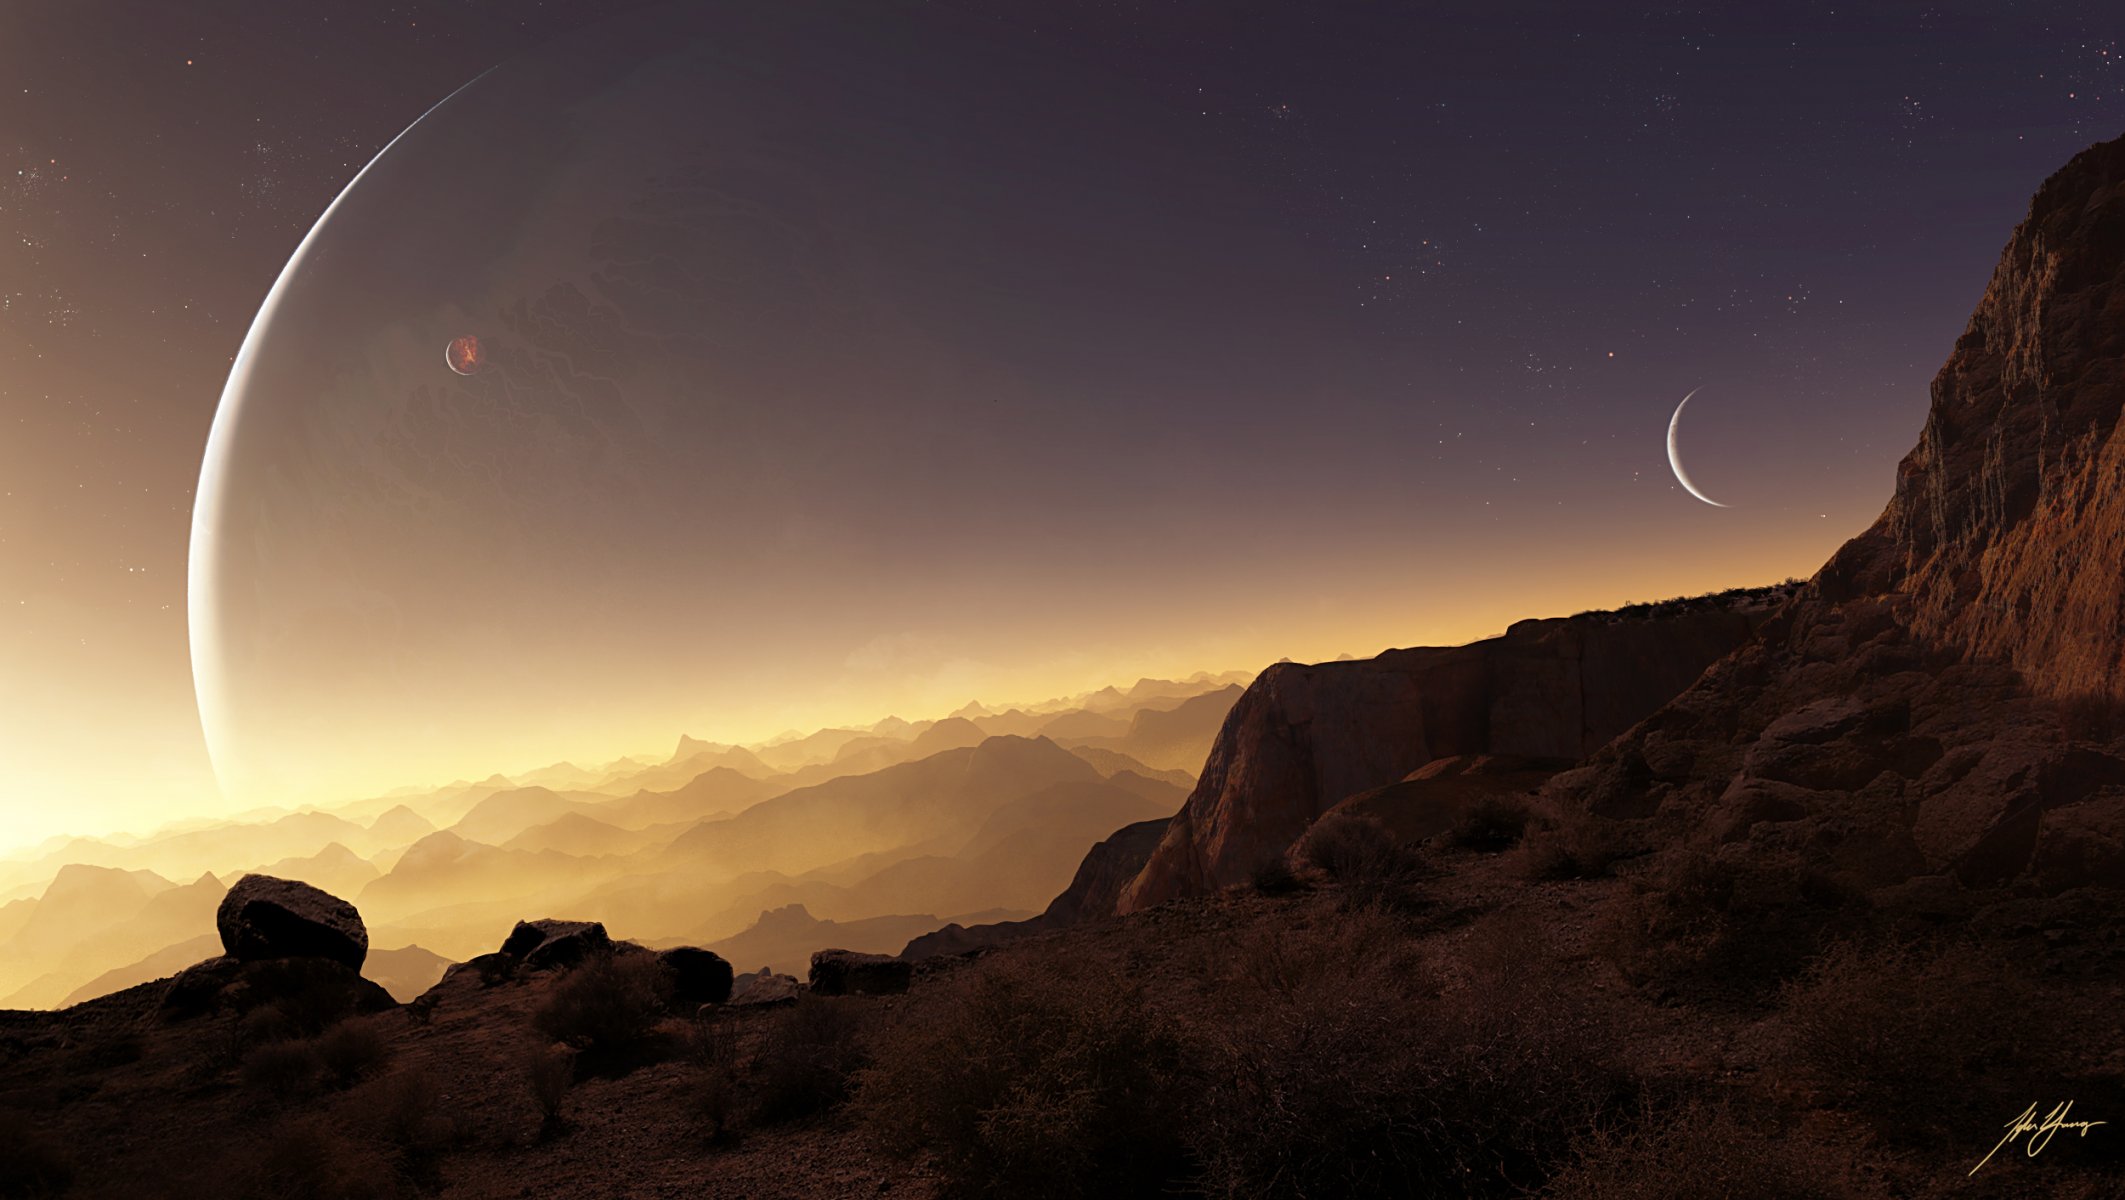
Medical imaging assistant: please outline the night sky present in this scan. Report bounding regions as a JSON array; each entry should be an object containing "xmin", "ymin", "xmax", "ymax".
[{"xmin": 5, "ymin": 1, "xmax": 2124, "ymax": 844}]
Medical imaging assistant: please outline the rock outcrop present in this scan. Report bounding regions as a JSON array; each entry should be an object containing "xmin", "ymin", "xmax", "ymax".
[
  {"xmin": 499, "ymin": 918, "xmax": 611, "ymax": 970},
  {"xmin": 1548, "ymin": 134, "xmax": 2125, "ymax": 904},
  {"xmin": 1116, "ymin": 592, "xmax": 1791, "ymax": 911},
  {"xmin": 658, "ymin": 946, "xmax": 735, "ymax": 1006},
  {"xmin": 809, "ymin": 949, "xmax": 912, "ymax": 996},
  {"xmin": 728, "ymin": 967, "xmax": 802, "ymax": 1007},
  {"xmin": 215, "ymin": 874, "xmax": 368, "ymax": 969},
  {"xmin": 159, "ymin": 954, "xmax": 394, "ymax": 1023},
  {"xmin": 900, "ymin": 816, "xmax": 1169, "ymax": 960}
]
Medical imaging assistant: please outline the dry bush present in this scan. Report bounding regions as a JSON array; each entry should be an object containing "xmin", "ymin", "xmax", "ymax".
[
  {"xmin": 1448, "ymin": 793, "xmax": 1532, "ymax": 851},
  {"xmin": 1296, "ymin": 813, "xmax": 1426, "ymax": 908},
  {"xmin": 1600, "ymin": 843, "xmax": 1860, "ymax": 998},
  {"xmin": 524, "ymin": 1042, "xmax": 576, "ymax": 1137},
  {"xmin": 315, "ymin": 1020, "xmax": 391, "ymax": 1089},
  {"xmin": 1514, "ymin": 809, "xmax": 1630, "ymax": 880},
  {"xmin": 1542, "ymin": 1101, "xmax": 1879, "ymax": 1200},
  {"xmin": 1249, "ymin": 855, "xmax": 1304, "ymax": 895},
  {"xmin": 0, "ymin": 1116, "xmax": 74, "ymax": 1199},
  {"xmin": 689, "ymin": 1012, "xmax": 742, "ymax": 1145},
  {"xmin": 857, "ymin": 954, "xmax": 1188, "ymax": 1198},
  {"xmin": 531, "ymin": 950, "xmax": 673, "ymax": 1063},
  {"xmin": 337, "ymin": 1068, "xmax": 461, "ymax": 1184},
  {"xmin": 1187, "ymin": 902, "xmax": 1629, "ymax": 1198},
  {"xmin": 1778, "ymin": 939, "xmax": 2079, "ymax": 1143},
  {"xmin": 240, "ymin": 1116, "xmax": 402, "ymax": 1200},
  {"xmin": 752, "ymin": 995, "xmax": 871, "ymax": 1125},
  {"xmin": 241, "ymin": 1037, "xmax": 324, "ymax": 1100}
]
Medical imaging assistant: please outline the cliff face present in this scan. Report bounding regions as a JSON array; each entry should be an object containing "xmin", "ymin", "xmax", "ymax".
[
  {"xmin": 900, "ymin": 817, "xmax": 1168, "ymax": 960},
  {"xmin": 1114, "ymin": 594, "xmax": 1788, "ymax": 912},
  {"xmin": 1548, "ymin": 134, "xmax": 2125, "ymax": 898}
]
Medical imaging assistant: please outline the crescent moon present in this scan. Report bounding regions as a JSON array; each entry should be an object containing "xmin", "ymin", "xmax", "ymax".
[{"xmin": 1666, "ymin": 388, "xmax": 1729, "ymax": 508}]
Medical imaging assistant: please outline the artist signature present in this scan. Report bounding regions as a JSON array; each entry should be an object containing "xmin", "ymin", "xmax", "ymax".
[{"xmin": 1969, "ymin": 1101, "xmax": 2107, "ymax": 1175}]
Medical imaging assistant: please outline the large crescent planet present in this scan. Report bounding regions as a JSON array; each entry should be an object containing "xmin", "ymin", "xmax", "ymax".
[
  {"xmin": 1665, "ymin": 388, "xmax": 1729, "ymax": 508},
  {"xmin": 183, "ymin": 5, "xmax": 1325, "ymax": 808}
]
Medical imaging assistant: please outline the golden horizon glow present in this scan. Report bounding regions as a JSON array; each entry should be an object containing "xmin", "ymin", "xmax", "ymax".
[{"xmin": 2, "ymin": 509, "xmax": 1850, "ymax": 859}]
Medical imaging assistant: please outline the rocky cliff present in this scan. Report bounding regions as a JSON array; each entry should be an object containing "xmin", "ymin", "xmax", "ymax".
[
  {"xmin": 1114, "ymin": 590, "xmax": 1791, "ymax": 912},
  {"xmin": 1546, "ymin": 134, "xmax": 2125, "ymax": 901}
]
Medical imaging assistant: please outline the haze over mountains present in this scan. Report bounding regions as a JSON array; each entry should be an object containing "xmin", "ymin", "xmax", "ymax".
[{"xmin": 0, "ymin": 672, "xmax": 1247, "ymax": 1009}]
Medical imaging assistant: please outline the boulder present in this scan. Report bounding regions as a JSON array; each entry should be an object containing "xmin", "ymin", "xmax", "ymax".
[
  {"xmin": 215, "ymin": 874, "xmax": 368, "ymax": 969},
  {"xmin": 159, "ymin": 955, "xmax": 242, "ymax": 1019},
  {"xmin": 658, "ymin": 947, "xmax": 734, "ymax": 1006},
  {"xmin": 160, "ymin": 955, "xmax": 393, "ymax": 1023},
  {"xmin": 499, "ymin": 918, "xmax": 610, "ymax": 970},
  {"xmin": 808, "ymin": 949, "xmax": 912, "ymax": 996},
  {"xmin": 437, "ymin": 951, "xmax": 519, "ymax": 990},
  {"xmin": 728, "ymin": 968, "xmax": 802, "ymax": 1007}
]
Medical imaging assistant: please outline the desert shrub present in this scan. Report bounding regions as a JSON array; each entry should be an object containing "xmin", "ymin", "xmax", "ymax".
[
  {"xmin": 338, "ymin": 1068, "xmax": 460, "ymax": 1184},
  {"xmin": 0, "ymin": 1116, "xmax": 74, "ymax": 1199},
  {"xmin": 1187, "ymin": 902, "xmax": 1628, "ymax": 1198},
  {"xmin": 1449, "ymin": 793, "xmax": 1532, "ymax": 851},
  {"xmin": 1543, "ymin": 1101, "xmax": 1877, "ymax": 1199},
  {"xmin": 1778, "ymin": 939, "xmax": 2077, "ymax": 1143},
  {"xmin": 1296, "ymin": 813, "xmax": 1426, "ymax": 908},
  {"xmin": 752, "ymin": 995, "xmax": 871, "ymax": 1124},
  {"xmin": 242, "ymin": 1116, "xmax": 401, "ymax": 1200},
  {"xmin": 524, "ymin": 1042, "xmax": 576, "ymax": 1137},
  {"xmin": 242, "ymin": 1037, "xmax": 325, "ymax": 1100},
  {"xmin": 1249, "ymin": 855, "xmax": 1304, "ymax": 895},
  {"xmin": 1515, "ymin": 810, "xmax": 1630, "ymax": 880},
  {"xmin": 530, "ymin": 950, "xmax": 672, "ymax": 1063},
  {"xmin": 1600, "ymin": 843, "xmax": 1860, "ymax": 998},
  {"xmin": 857, "ymin": 955, "xmax": 1188, "ymax": 1198},
  {"xmin": 315, "ymin": 1020, "xmax": 391, "ymax": 1089},
  {"xmin": 689, "ymin": 1012, "xmax": 742, "ymax": 1144}
]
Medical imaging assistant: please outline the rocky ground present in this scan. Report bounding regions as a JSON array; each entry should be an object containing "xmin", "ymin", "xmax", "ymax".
[{"xmin": 2, "ymin": 827, "xmax": 2119, "ymax": 1198}]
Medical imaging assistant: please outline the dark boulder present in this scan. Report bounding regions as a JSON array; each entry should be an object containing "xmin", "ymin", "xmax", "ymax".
[
  {"xmin": 438, "ymin": 951, "xmax": 519, "ymax": 989},
  {"xmin": 159, "ymin": 955, "xmax": 242, "ymax": 1019},
  {"xmin": 499, "ymin": 918, "xmax": 610, "ymax": 970},
  {"xmin": 658, "ymin": 947, "xmax": 734, "ymax": 1006},
  {"xmin": 160, "ymin": 955, "xmax": 392, "ymax": 1024},
  {"xmin": 809, "ymin": 949, "xmax": 912, "ymax": 996},
  {"xmin": 216, "ymin": 874, "xmax": 368, "ymax": 969}
]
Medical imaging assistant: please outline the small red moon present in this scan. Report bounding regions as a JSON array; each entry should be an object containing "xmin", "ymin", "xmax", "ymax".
[{"xmin": 445, "ymin": 335, "xmax": 483, "ymax": 375}]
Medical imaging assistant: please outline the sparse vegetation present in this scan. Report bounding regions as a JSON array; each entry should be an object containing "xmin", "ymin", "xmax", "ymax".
[
  {"xmin": 751, "ymin": 995, "xmax": 872, "ymax": 1125},
  {"xmin": 0, "ymin": 1116, "xmax": 75, "ymax": 1199},
  {"xmin": 243, "ymin": 1116, "xmax": 401, "ymax": 1200},
  {"xmin": 315, "ymin": 1020, "xmax": 391, "ymax": 1089},
  {"xmin": 530, "ymin": 950, "xmax": 673, "ymax": 1065},
  {"xmin": 1601, "ymin": 843, "xmax": 1861, "ymax": 998},
  {"xmin": 338, "ymin": 1068, "xmax": 461, "ymax": 1186},
  {"xmin": 1295, "ymin": 812, "xmax": 1426, "ymax": 907},
  {"xmin": 858, "ymin": 955, "xmax": 1188, "ymax": 1198},
  {"xmin": 859, "ymin": 899, "xmax": 1632, "ymax": 1199},
  {"xmin": 1188, "ymin": 904, "xmax": 1627, "ymax": 1198},
  {"xmin": 688, "ymin": 1011, "xmax": 743, "ymax": 1145},
  {"xmin": 1574, "ymin": 579, "xmax": 1806, "ymax": 622},
  {"xmin": 1514, "ymin": 808, "xmax": 1632, "ymax": 880},
  {"xmin": 1448, "ymin": 792, "xmax": 1531, "ymax": 850},
  {"xmin": 1248, "ymin": 855, "xmax": 1304, "ymax": 895},
  {"xmin": 240, "ymin": 1037, "xmax": 324, "ymax": 1100},
  {"xmin": 1779, "ymin": 939, "xmax": 2075, "ymax": 1142},
  {"xmin": 524, "ymin": 1042, "xmax": 576, "ymax": 1138},
  {"xmin": 1541, "ymin": 1101, "xmax": 1874, "ymax": 1200}
]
